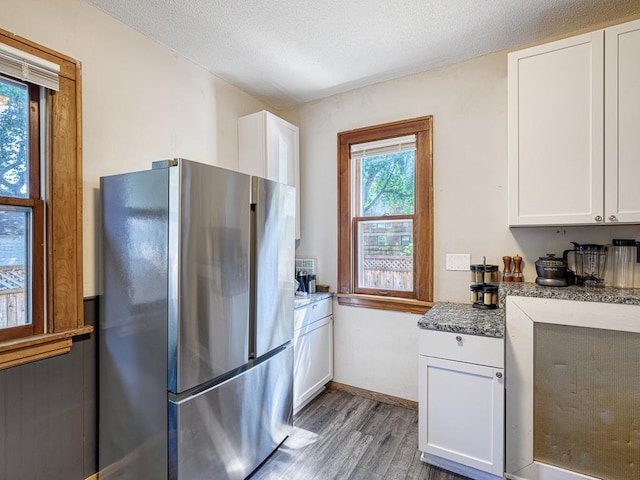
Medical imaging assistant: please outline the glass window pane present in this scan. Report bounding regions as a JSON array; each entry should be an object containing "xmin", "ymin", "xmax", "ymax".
[
  {"xmin": 0, "ymin": 207, "xmax": 29, "ymax": 328},
  {"xmin": 357, "ymin": 219, "xmax": 413, "ymax": 291},
  {"xmin": 0, "ymin": 76, "xmax": 30, "ymax": 198},
  {"xmin": 353, "ymin": 136, "xmax": 415, "ymax": 217}
]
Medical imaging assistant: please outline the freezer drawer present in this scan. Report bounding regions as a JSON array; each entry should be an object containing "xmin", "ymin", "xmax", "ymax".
[{"xmin": 168, "ymin": 345, "xmax": 293, "ymax": 480}]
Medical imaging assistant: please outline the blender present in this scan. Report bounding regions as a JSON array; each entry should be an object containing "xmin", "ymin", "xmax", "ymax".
[
  {"xmin": 563, "ymin": 242, "xmax": 608, "ymax": 287},
  {"xmin": 607, "ymin": 239, "xmax": 639, "ymax": 288}
]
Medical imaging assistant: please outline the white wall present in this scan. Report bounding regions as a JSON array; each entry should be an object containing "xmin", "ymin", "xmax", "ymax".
[
  {"xmin": 5, "ymin": 1, "xmax": 640, "ymax": 402},
  {"xmin": 2, "ymin": 0, "xmax": 271, "ymax": 297},
  {"xmin": 283, "ymin": 47, "xmax": 640, "ymax": 402}
]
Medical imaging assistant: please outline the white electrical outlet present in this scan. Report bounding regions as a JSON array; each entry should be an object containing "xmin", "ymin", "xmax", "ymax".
[{"xmin": 446, "ymin": 253, "xmax": 471, "ymax": 271}]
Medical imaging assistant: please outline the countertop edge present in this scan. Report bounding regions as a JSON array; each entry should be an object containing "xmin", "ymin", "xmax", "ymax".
[{"xmin": 294, "ymin": 292, "xmax": 333, "ymax": 309}]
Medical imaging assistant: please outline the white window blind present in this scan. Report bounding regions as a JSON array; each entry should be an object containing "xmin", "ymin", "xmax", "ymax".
[
  {"xmin": 0, "ymin": 42, "xmax": 60, "ymax": 91},
  {"xmin": 351, "ymin": 134, "xmax": 416, "ymax": 159}
]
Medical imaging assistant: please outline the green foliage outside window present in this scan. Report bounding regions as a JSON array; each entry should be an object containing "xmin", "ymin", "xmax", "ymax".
[
  {"xmin": 0, "ymin": 79, "xmax": 28, "ymax": 198},
  {"xmin": 360, "ymin": 150, "xmax": 415, "ymax": 216}
]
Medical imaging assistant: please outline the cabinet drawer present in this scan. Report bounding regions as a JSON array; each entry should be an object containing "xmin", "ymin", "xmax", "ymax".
[
  {"xmin": 419, "ymin": 329, "xmax": 503, "ymax": 368},
  {"xmin": 294, "ymin": 298, "xmax": 332, "ymax": 331}
]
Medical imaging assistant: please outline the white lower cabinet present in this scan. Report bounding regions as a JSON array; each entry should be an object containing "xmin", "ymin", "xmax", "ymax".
[
  {"xmin": 293, "ymin": 298, "xmax": 333, "ymax": 414},
  {"xmin": 419, "ymin": 329, "xmax": 504, "ymax": 480}
]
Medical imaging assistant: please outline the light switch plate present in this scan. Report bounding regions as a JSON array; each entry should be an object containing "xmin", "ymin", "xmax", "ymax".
[{"xmin": 446, "ymin": 253, "xmax": 471, "ymax": 271}]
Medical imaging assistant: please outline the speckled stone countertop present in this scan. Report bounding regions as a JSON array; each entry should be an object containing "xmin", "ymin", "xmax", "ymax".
[
  {"xmin": 418, "ymin": 302, "xmax": 504, "ymax": 338},
  {"xmin": 498, "ymin": 282, "xmax": 640, "ymax": 307},
  {"xmin": 418, "ymin": 283, "xmax": 640, "ymax": 338},
  {"xmin": 294, "ymin": 292, "xmax": 333, "ymax": 309}
]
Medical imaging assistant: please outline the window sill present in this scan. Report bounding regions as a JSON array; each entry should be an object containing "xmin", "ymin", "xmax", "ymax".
[
  {"xmin": 336, "ymin": 293, "xmax": 433, "ymax": 314},
  {"xmin": 0, "ymin": 326, "xmax": 93, "ymax": 370}
]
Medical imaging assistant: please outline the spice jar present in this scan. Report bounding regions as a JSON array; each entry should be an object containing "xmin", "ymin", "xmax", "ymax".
[
  {"xmin": 470, "ymin": 265, "xmax": 479, "ymax": 283},
  {"xmin": 472, "ymin": 285, "xmax": 498, "ymax": 310},
  {"xmin": 470, "ymin": 284, "xmax": 483, "ymax": 304},
  {"xmin": 470, "ymin": 264, "xmax": 484, "ymax": 283},
  {"xmin": 484, "ymin": 265, "xmax": 499, "ymax": 284}
]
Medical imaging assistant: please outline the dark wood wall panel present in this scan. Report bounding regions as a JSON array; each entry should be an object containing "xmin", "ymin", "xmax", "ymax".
[{"xmin": 0, "ymin": 298, "xmax": 97, "ymax": 480}]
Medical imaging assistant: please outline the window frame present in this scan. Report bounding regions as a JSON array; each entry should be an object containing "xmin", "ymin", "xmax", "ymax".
[
  {"xmin": 0, "ymin": 28, "xmax": 89, "ymax": 369},
  {"xmin": 337, "ymin": 116, "xmax": 434, "ymax": 314}
]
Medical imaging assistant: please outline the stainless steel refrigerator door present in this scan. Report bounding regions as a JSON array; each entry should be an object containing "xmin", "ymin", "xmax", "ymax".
[
  {"xmin": 168, "ymin": 160, "xmax": 252, "ymax": 394},
  {"xmin": 253, "ymin": 178, "xmax": 296, "ymax": 358},
  {"xmin": 100, "ymin": 169, "xmax": 169, "ymax": 479},
  {"xmin": 168, "ymin": 345, "xmax": 293, "ymax": 480}
]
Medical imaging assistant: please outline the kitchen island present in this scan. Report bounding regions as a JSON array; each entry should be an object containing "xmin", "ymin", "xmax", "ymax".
[{"xmin": 418, "ymin": 283, "xmax": 640, "ymax": 480}]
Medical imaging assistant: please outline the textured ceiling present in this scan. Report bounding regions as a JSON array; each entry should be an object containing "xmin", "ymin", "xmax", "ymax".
[{"xmin": 84, "ymin": 0, "xmax": 640, "ymax": 109}]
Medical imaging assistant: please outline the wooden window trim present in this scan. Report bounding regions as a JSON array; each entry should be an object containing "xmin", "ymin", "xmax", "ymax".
[
  {"xmin": 0, "ymin": 28, "xmax": 90, "ymax": 369},
  {"xmin": 337, "ymin": 116, "xmax": 434, "ymax": 314}
]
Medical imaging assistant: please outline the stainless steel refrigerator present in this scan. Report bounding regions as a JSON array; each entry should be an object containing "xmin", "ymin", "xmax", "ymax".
[{"xmin": 99, "ymin": 158, "xmax": 295, "ymax": 480}]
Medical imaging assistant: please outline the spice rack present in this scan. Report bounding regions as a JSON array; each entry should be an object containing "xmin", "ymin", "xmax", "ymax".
[{"xmin": 470, "ymin": 260, "xmax": 499, "ymax": 309}]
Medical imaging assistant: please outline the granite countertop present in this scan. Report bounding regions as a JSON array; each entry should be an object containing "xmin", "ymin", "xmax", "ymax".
[
  {"xmin": 294, "ymin": 292, "xmax": 333, "ymax": 309},
  {"xmin": 418, "ymin": 302, "xmax": 505, "ymax": 338},
  {"xmin": 498, "ymin": 281, "xmax": 640, "ymax": 307},
  {"xmin": 419, "ymin": 282, "xmax": 640, "ymax": 338}
]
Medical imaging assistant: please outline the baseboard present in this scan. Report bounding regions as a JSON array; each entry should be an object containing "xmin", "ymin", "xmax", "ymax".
[
  {"xmin": 420, "ymin": 452, "xmax": 502, "ymax": 480},
  {"xmin": 326, "ymin": 381, "xmax": 418, "ymax": 410}
]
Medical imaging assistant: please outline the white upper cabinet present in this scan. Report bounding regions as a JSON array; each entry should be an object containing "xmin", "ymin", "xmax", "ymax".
[
  {"xmin": 239, "ymin": 110, "xmax": 301, "ymax": 238},
  {"xmin": 508, "ymin": 31, "xmax": 604, "ymax": 226},
  {"xmin": 508, "ymin": 18, "xmax": 640, "ymax": 226},
  {"xmin": 605, "ymin": 19, "xmax": 640, "ymax": 224}
]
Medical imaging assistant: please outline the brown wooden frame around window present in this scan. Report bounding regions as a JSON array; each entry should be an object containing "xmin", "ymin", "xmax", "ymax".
[
  {"xmin": 0, "ymin": 28, "xmax": 90, "ymax": 369},
  {"xmin": 337, "ymin": 116, "xmax": 434, "ymax": 314}
]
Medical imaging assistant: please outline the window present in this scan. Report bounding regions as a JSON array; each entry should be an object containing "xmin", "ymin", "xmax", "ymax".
[
  {"xmin": 0, "ymin": 30, "xmax": 87, "ymax": 369},
  {"xmin": 338, "ymin": 116, "xmax": 433, "ymax": 313},
  {"xmin": 0, "ymin": 77, "xmax": 44, "ymax": 342}
]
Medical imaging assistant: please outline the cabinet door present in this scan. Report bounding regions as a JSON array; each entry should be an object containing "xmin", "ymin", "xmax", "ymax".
[
  {"xmin": 238, "ymin": 111, "xmax": 301, "ymax": 238},
  {"xmin": 418, "ymin": 355, "xmax": 504, "ymax": 476},
  {"xmin": 605, "ymin": 19, "xmax": 640, "ymax": 224},
  {"xmin": 508, "ymin": 32, "xmax": 604, "ymax": 226},
  {"xmin": 266, "ymin": 114, "xmax": 300, "ymax": 238},
  {"xmin": 266, "ymin": 113, "xmax": 299, "ymax": 187},
  {"xmin": 293, "ymin": 316, "xmax": 333, "ymax": 414}
]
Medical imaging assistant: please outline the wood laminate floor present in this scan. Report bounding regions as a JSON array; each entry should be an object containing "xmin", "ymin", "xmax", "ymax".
[{"xmin": 250, "ymin": 389, "xmax": 469, "ymax": 480}]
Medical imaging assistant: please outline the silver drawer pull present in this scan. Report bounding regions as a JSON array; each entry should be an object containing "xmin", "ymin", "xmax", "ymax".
[
  {"xmin": 456, "ymin": 335, "xmax": 463, "ymax": 342},
  {"xmin": 496, "ymin": 372, "xmax": 503, "ymax": 379}
]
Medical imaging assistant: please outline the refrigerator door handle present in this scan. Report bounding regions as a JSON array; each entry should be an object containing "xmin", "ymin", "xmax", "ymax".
[{"xmin": 249, "ymin": 176, "xmax": 258, "ymax": 359}]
